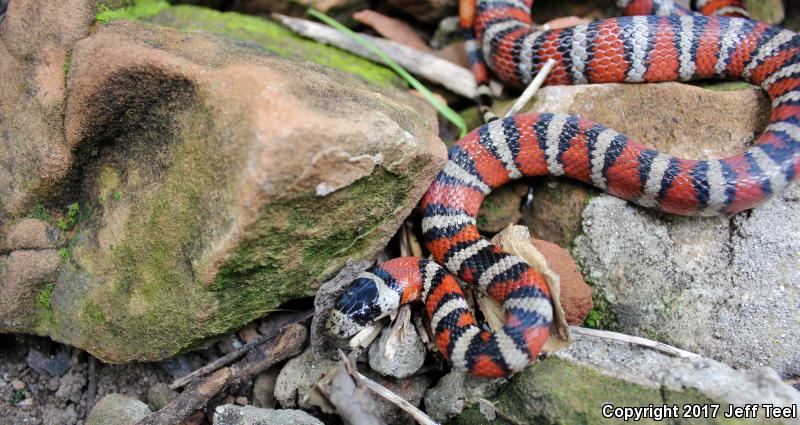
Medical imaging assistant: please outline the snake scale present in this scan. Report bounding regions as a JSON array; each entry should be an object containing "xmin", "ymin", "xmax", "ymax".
[{"xmin": 327, "ymin": 0, "xmax": 800, "ymax": 377}]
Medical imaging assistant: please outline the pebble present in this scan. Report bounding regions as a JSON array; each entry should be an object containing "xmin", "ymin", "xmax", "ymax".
[
  {"xmin": 11, "ymin": 379, "xmax": 26, "ymax": 391},
  {"xmin": 237, "ymin": 323, "xmax": 261, "ymax": 344},
  {"xmin": 235, "ymin": 396, "xmax": 248, "ymax": 406}
]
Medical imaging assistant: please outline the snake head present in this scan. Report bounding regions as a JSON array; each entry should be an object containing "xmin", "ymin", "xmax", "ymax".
[{"xmin": 326, "ymin": 276, "xmax": 384, "ymax": 339}]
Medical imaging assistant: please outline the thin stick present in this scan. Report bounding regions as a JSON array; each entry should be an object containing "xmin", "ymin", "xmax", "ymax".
[
  {"xmin": 138, "ymin": 324, "xmax": 307, "ymax": 425},
  {"xmin": 503, "ymin": 59, "xmax": 556, "ymax": 118},
  {"xmin": 273, "ymin": 13, "xmax": 478, "ymax": 100},
  {"xmin": 570, "ymin": 326, "xmax": 701, "ymax": 358},
  {"xmin": 86, "ymin": 356, "xmax": 98, "ymax": 409},
  {"xmin": 354, "ymin": 370, "xmax": 439, "ymax": 425},
  {"xmin": 170, "ymin": 309, "xmax": 313, "ymax": 389}
]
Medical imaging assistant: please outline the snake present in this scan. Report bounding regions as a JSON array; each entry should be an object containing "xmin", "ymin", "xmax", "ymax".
[{"xmin": 326, "ymin": 0, "xmax": 800, "ymax": 377}]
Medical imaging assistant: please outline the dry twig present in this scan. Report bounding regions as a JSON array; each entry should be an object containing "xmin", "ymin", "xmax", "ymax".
[
  {"xmin": 170, "ymin": 309, "xmax": 313, "ymax": 389},
  {"xmin": 570, "ymin": 326, "xmax": 700, "ymax": 358},
  {"xmin": 503, "ymin": 59, "xmax": 557, "ymax": 117},
  {"xmin": 354, "ymin": 369, "xmax": 439, "ymax": 425},
  {"xmin": 273, "ymin": 13, "xmax": 480, "ymax": 98},
  {"xmin": 138, "ymin": 323, "xmax": 308, "ymax": 425},
  {"xmin": 331, "ymin": 352, "xmax": 384, "ymax": 425}
]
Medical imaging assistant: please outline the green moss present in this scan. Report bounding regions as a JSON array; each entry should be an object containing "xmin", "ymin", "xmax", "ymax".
[
  {"xmin": 63, "ymin": 49, "xmax": 72, "ymax": 79},
  {"xmin": 583, "ymin": 291, "xmax": 619, "ymax": 331},
  {"xmin": 96, "ymin": 0, "xmax": 171, "ymax": 24},
  {"xmin": 28, "ymin": 204, "xmax": 51, "ymax": 222},
  {"xmin": 97, "ymin": 1, "xmax": 401, "ymax": 87},
  {"xmin": 10, "ymin": 390, "xmax": 25, "ymax": 406},
  {"xmin": 38, "ymin": 282, "xmax": 55, "ymax": 309},
  {"xmin": 36, "ymin": 282, "xmax": 56, "ymax": 331},
  {"xmin": 147, "ymin": 5, "xmax": 401, "ymax": 88},
  {"xmin": 212, "ymin": 168, "xmax": 413, "ymax": 328},
  {"xmin": 453, "ymin": 358, "xmax": 775, "ymax": 425},
  {"xmin": 56, "ymin": 202, "xmax": 89, "ymax": 231},
  {"xmin": 694, "ymin": 81, "xmax": 751, "ymax": 92}
]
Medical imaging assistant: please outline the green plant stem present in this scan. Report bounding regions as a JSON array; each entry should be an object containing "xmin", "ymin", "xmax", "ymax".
[{"xmin": 306, "ymin": 8, "xmax": 468, "ymax": 138}]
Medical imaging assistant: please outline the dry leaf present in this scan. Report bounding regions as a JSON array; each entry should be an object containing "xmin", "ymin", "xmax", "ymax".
[
  {"xmin": 491, "ymin": 224, "xmax": 571, "ymax": 353},
  {"xmin": 353, "ymin": 10, "xmax": 432, "ymax": 52}
]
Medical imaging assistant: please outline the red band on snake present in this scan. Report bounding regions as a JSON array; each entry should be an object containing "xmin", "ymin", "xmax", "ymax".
[{"xmin": 327, "ymin": 0, "xmax": 800, "ymax": 377}]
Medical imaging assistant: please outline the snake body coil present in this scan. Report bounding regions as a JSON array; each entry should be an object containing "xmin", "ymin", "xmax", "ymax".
[{"xmin": 327, "ymin": 0, "xmax": 800, "ymax": 377}]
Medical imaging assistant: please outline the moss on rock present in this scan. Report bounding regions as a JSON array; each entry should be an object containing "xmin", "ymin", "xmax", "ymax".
[
  {"xmin": 96, "ymin": 1, "xmax": 402, "ymax": 88},
  {"xmin": 452, "ymin": 358, "xmax": 781, "ymax": 425}
]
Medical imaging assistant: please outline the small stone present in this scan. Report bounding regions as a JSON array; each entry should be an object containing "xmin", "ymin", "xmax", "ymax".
[
  {"xmin": 86, "ymin": 394, "xmax": 151, "ymax": 425},
  {"xmin": 532, "ymin": 239, "xmax": 592, "ymax": 325},
  {"xmin": 476, "ymin": 183, "xmax": 525, "ymax": 233},
  {"xmin": 237, "ymin": 323, "xmax": 260, "ymax": 344},
  {"xmin": 11, "ymin": 379, "xmax": 25, "ymax": 391},
  {"xmin": 26, "ymin": 347, "xmax": 71, "ymax": 376},
  {"xmin": 42, "ymin": 404, "xmax": 78, "ymax": 425},
  {"xmin": 252, "ymin": 367, "xmax": 279, "ymax": 409},
  {"xmin": 274, "ymin": 347, "xmax": 337, "ymax": 409},
  {"xmin": 235, "ymin": 396, "xmax": 248, "ymax": 406},
  {"xmin": 55, "ymin": 372, "xmax": 87, "ymax": 404},
  {"xmin": 213, "ymin": 404, "xmax": 323, "ymax": 425},
  {"xmin": 368, "ymin": 325, "xmax": 426, "ymax": 379},
  {"xmin": 217, "ymin": 335, "xmax": 243, "ymax": 354},
  {"xmin": 424, "ymin": 370, "xmax": 501, "ymax": 423},
  {"xmin": 180, "ymin": 410, "xmax": 205, "ymax": 425},
  {"xmin": 47, "ymin": 376, "xmax": 60, "ymax": 392},
  {"xmin": 362, "ymin": 371, "xmax": 431, "ymax": 425},
  {"xmin": 158, "ymin": 354, "xmax": 204, "ymax": 379},
  {"xmin": 146, "ymin": 382, "xmax": 178, "ymax": 411}
]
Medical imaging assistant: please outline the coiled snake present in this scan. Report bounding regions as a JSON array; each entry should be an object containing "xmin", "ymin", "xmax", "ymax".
[{"xmin": 327, "ymin": 0, "xmax": 800, "ymax": 377}]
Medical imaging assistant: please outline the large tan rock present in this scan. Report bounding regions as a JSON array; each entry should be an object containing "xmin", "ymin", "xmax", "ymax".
[
  {"xmin": 0, "ymin": 0, "xmax": 100, "ymax": 216},
  {"xmin": 0, "ymin": 4, "xmax": 446, "ymax": 362}
]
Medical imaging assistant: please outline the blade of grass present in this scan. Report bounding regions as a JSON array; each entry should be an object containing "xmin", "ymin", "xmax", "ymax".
[{"xmin": 307, "ymin": 8, "xmax": 468, "ymax": 138}]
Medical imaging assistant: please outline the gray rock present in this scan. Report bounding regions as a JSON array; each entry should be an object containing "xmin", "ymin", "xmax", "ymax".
[
  {"xmin": 42, "ymin": 404, "xmax": 78, "ymax": 425},
  {"xmin": 26, "ymin": 348, "xmax": 70, "ymax": 377},
  {"xmin": 446, "ymin": 335, "xmax": 800, "ymax": 424},
  {"xmin": 573, "ymin": 182, "xmax": 800, "ymax": 376},
  {"xmin": 146, "ymin": 382, "xmax": 177, "ymax": 411},
  {"xmin": 556, "ymin": 334, "xmax": 800, "ymax": 409},
  {"xmin": 362, "ymin": 370, "xmax": 431, "ymax": 425},
  {"xmin": 368, "ymin": 325, "xmax": 426, "ymax": 379},
  {"xmin": 86, "ymin": 394, "xmax": 151, "ymax": 425},
  {"xmin": 55, "ymin": 372, "xmax": 87, "ymax": 404},
  {"xmin": 213, "ymin": 404, "xmax": 323, "ymax": 425},
  {"xmin": 252, "ymin": 367, "xmax": 280, "ymax": 409},
  {"xmin": 423, "ymin": 369, "xmax": 503, "ymax": 423},
  {"xmin": 274, "ymin": 346, "xmax": 337, "ymax": 409}
]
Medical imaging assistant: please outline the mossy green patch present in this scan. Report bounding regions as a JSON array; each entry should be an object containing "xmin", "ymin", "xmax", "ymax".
[
  {"xmin": 694, "ymin": 81, "xmax": 751, "ymax": 92},
  {"xmin": 96, "ymin": 0, "xmax": 171, "ymax": 24},
  {"xmin": 28, "ymin": 204, "xmax": 51, "ymax": 222},
  {"xmin": 36, "ymin": 282, "xmax": 56, "ymax": 331},
  {"xmin": 212, "ymin": 168, "xmax": 413, "ymax": 329},
  {"xmin": 99, "ymin": 2, "xmax": 401, "ymax": 88},
  {"xmin": 452, "ymin": 358, "xmax": 777, "ymax": 425},
  {"xmin": 577, "ymin": 261, "xmax": 620, "ymax": 332}
]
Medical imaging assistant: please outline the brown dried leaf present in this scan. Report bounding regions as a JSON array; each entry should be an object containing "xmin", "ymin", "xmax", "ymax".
[
  {"xmin": 490, "ymin": 224, "xmax": 571, "ymax": 353},
  {"xmin": 353, "ymin": 10, "xmax": 432, "ymax": 52}
]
